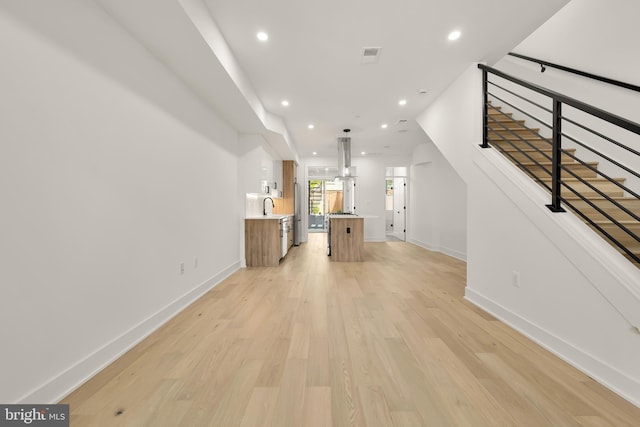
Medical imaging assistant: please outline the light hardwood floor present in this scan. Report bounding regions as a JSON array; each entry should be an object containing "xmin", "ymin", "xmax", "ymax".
[{"xmin": 63, "ymin": 234, "xmax": 640, "ymax": 426}]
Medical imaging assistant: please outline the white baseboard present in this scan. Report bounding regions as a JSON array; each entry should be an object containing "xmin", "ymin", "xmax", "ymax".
[
  {"xmin": 439, "ymin": 245, "xmax": 467, "ymax": 262},
  {"xmin": 408, "ymin": 238, "xmax": 437, "ymax": 252},
  {"xmin": 465, "ymin": 287, "xmax": 640, "ymax": 408},
  {"xmin": 20, "ymin": 261, "xmax": 241, "ymax": 404},
  {"xmin": 408, "ymin": 239, "xmax": 467, "ymax": 261}
]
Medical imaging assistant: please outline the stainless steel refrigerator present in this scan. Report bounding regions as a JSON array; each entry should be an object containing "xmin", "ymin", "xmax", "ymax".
[{"xmin": 294, "ymin": 181, "xmax": 301, "ymax": 245}]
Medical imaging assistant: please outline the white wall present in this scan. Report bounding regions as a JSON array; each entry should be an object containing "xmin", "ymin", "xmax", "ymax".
[
  {"xmin": 409, "ymin": 143, "xmax": 467, "ymax": 260},
  {"xmin": 416, "ymin": 64, "xmax": 483, "ymax": 184},
  {"xmin": 0, "ymin": 4, "xmax": 241, "ymax": 403},
  {"xmin": 415, "ymin": 0, "xmax": 640, "ymax": 405}
]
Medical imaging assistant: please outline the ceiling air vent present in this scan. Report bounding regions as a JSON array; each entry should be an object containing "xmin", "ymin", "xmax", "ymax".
[
  {"xmin": 396, "ymin": 119, "xmax": 408, "ymax": 125},
  {"xmin": 361, "ymin": 47, "xmax": 382, "ymax": 64}
]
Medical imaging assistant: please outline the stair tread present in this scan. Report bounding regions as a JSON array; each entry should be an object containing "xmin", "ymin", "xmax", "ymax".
[
  {"xmin": 518, "ymin": 161, "xmax": 598, "ymax": 166},
  {"xmin": 538, "ymin": 177, "xmax": 624, "ymax": 182},
  {"xmin": 565, "ymin": 195, "xmax": 639, "ymax": 201},
  {"xmin": 495, "ymin": 147, "xmax": 573, "ymax": 152},
  {"xmin": 489, "ymin": 127, "xmax": 541, "ymax": 132},
  {"xmin": 591, "ymin": 220, "xmax": 640, "ymax": 225},
  {"xmin": 489, "ymin": 134, "xmax": 546, "ymax": 138},
  {"xmin": 489, "ymin": 118, "xmax": 522, "ymax": 122}
]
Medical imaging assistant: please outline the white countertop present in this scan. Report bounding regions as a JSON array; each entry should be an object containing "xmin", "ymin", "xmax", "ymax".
[
  {"xmin": 329, "ymin": 215, "xmax": 364, "ymax": 219},
  {"xmin": 246, "ymin": 214, "xmax": 293, "ymax": 220}
]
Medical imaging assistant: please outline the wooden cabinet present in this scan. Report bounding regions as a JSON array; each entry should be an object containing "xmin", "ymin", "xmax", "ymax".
[
  {"xmin": 330, "ymin": 217, "xmax": 364, "ymax": 262},
  {"xmin": 245, "ymin": 219, "xmax": 281, "ymax": 267},
  {"xmin": 274, "ymin": 160, "xmax": 297, "ymax": 215}
]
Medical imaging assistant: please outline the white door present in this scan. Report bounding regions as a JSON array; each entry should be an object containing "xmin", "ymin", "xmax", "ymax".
[{"xmin": 393, "ymin": 177, "xmax": 406, "ymax": 241}]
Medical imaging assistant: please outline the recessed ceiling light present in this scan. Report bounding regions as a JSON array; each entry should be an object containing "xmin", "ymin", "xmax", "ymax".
[
  {"xmin": 307, "ymin": 124, "xmax": 315, "ymax": 129},
  {"xmin": 381, "ymin": 124, "xmax": 388, "ymax": 129},
  {"xmin": 398, "ymin": 99, "xmax": 407, "ymax": 106},
  {"xmin": 312, "ymin": 151, "xmax": 317, "ymax": 155},
  {"xmin": 281, "ymin": 100, "xmax": 289, "ymax": 107},
  {"xmin": 257, "ymin": 32, "xmax": 269, "ymax": 42},
  {"xmin": 448, "ymin": 30, "xmax": 461, "ymax": 41},
  {"xmin": 361, "ymin": 152, "xmax": 366, "ymax": 155}
]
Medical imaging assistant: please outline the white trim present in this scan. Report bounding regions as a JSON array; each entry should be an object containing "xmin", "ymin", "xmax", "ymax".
[
  {"xmin": 409, "ymin": 238, "xmax": 437, "ymax": 252},
  {"xmin": 408, "ymin": 239, "xmax": 467, "ymax": 261},
  {"xmin": 439, "ymin": 245, "xmax": 467, "ymax": 262},
  {"xmin": 19, "ymin": 261, "xmax": 241, "ymax": 404},
  {"xmin": 465, "ymin": 287, "xmax": 640, "ymax": 408}
]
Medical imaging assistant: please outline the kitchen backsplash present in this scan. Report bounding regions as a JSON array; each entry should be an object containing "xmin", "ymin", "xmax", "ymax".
[{"xmin": 245, "ymin": 193, "xmax": 273, "ymax": 217}]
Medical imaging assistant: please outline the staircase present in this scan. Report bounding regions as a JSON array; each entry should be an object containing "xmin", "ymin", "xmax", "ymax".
[{"xmin": 487, "ymin": 104, "xmax": 640, "ymax": 267}]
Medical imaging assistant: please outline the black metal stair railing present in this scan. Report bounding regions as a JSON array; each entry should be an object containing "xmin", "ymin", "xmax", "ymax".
[{"xmin": 478, "ymin": 63, "xmax": 640, "ymax": 264}]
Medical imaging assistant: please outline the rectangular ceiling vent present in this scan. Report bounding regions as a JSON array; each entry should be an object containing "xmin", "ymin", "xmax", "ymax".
[
  {"xmin": 361, "ymin": 47, "xmax": 382, "ymax": 63},
  {"xmin": 396, "ymin": 119, "xmax": 408, "ymax": 125}
]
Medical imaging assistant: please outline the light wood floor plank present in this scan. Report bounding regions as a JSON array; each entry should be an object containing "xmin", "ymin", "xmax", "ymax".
[
  {"xmin": 302, "ymin": 386, "xmax": 333, "ymax": 427},
  {"xmin": 238, "ymin": 387, "xmax": 279, "ymax": 427},
  {"xmin": 61, "ymin": 234, "xmax": 640, "ymax": 426}
]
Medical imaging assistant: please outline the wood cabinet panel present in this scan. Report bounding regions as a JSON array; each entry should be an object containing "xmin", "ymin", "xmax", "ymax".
[
  {"xmin": 330, "ymin": 217, "xmax": 364, "ymax": 262},
  {"xmin": 245, "ymin": 219, "xmax": 281, "ymax": 267},
  {"xmin": 273, "ymin": 160, "xmax": 296, "ymax": 215}
]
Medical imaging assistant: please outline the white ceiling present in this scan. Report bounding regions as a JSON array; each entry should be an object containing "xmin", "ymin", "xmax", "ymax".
[{"xmin": 98, "ymin": 0, "xmax": 569, "ymax": 160}]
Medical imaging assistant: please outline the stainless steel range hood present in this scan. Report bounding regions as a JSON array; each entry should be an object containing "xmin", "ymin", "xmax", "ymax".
[{"xmin": 336, "ymin": 129, "xmax": 356, "ymax": 178}]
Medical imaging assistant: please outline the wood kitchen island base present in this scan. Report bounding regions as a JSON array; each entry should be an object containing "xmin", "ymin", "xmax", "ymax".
[{"xmin": 330, "ymin": 216, "xmax": 364, "ymax": 262}]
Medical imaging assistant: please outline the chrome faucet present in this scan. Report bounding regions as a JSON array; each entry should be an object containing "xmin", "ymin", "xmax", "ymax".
[{"xmin": 263, "ymin": 197, "xmax": 274, "ymax": 216}]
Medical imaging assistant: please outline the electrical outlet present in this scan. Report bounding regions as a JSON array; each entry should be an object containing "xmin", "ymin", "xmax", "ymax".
[
  {"xmin": 194, "ymin": 257, "xmax": 198, "ymax": 269},
  {"xmin": 512, "ymin": 271, "xmax": 520, "ymax": 288},
  {"xmin": 179, "ymin": 262, "xmax": 185, "ymax": 275}
]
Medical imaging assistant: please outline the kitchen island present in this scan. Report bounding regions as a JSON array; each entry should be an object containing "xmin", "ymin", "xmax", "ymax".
[{"xmin": 329, "ymin": 215, "xmax": 364, "ymax": 262}]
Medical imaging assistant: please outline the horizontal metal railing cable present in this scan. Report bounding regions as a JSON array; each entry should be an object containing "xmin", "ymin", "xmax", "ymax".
[
  {"xmin": 561, "ymin": 132, "xmax": 640, "ymax": 182},
  {"xmin": 486, "ymin": 103, "xmax": 555, "ymax": 172},
  {"xmin": 557, "ymin": 164, "xmax": 640, "ymax": 245},
  {"xmin": 479, "ymin": 63, "xmax": 640, "ymax": 265},
  {"xmin": 487, "ymin": 134, "xmax": 553, "ymax": 193},
  {"xmin": 487, "ymin": 115, "xmax": 547, "ymax": 145},
  {"xmin": 560, "ymin": 133, "xmax": 640, "ymax": 202},
  {"xmin": 562, "ymin": 116, "xmax": 640, "ymax": 158},
  {"xmin": 486, "ymin": 113, "xmax": 553, "ymax": 159},
  {"xmin": 560, "ymin": 192, "xmax": 640, "ymax": 263},
  {"xmin": 488, "ymin": 82, "xmax": 553, "ymax": 126},
  {"xmin": 486, "ymin": 124, "xmax": 554, "ymax": 191},
  {"xmin": 488, "ymin": 93, "xmax": 552, "ymax": 134}
]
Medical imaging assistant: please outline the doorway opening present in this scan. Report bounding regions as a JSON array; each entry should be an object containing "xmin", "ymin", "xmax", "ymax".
[
  {"xmin": 385, "ymin": 167, "xmax": 407, "ymax": 242},
  {"xmin": 307, "ymin": 166, "xmax": 356, "ymax": 233},
  {"xmin": 308, "ymin": 179, "xmax": 344, "ymax": 232}
]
